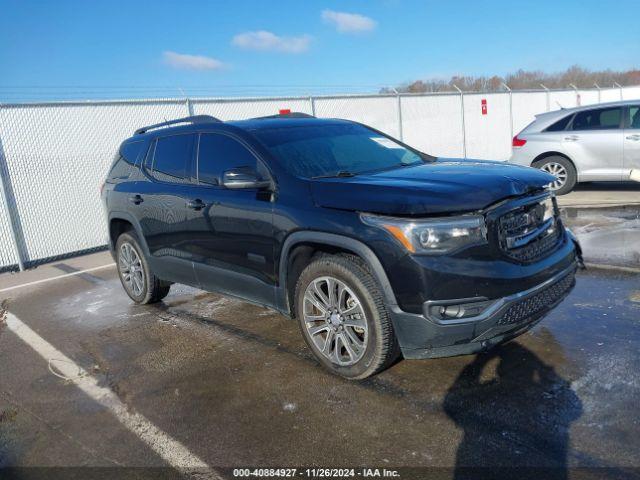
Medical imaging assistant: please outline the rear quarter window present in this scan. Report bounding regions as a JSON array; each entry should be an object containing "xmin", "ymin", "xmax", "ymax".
[
  {"xmin": 108, "ymin": 141, "xmax": 144, "ymax": 180},
  {"xmin": 544, "ymin": 114, "xmax": 573, "ymax": 132}
]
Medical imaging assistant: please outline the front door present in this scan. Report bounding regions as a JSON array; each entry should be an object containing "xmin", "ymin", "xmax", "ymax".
[
  {"xmin": 185, "ymin": 132, "xmax": 276, "ymax": 306},
  {"xmin": 563, "ymin": 106, "xmax": 624, "ymax": 181},
  {"xmin": 623, "ymin": 104, "xmax": 640, "ymax": 176}
]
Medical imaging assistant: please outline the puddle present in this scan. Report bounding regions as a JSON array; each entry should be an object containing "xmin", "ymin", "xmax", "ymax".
[{"xmin": 562, "ymin": 206, "xmax": 640, "ymax": 268}]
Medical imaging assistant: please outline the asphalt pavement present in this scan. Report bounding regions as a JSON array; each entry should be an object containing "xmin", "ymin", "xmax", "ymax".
[{"xmin": 0, "ymin": 194, "xmax": 639, "ymax": 479}]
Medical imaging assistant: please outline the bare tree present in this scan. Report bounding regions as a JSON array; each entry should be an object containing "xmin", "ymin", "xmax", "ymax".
[{"xmin": 389, "ymin": 65, "xmax": 640, "ymax": 93}]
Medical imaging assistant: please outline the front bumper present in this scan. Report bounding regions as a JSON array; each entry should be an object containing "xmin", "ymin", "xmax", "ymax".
[{"xmin": 390, "ymin": 260, "xmax": 578, "ymax": 359}]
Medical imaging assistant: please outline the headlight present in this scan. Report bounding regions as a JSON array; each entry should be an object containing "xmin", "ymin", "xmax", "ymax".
[
  {"xmin": 541, "ymin": 194, "xmax": 557, "ymax": 222},
  {"xmin": 361, "ymin": 213, "xmax": 487, "ymax": 254}
]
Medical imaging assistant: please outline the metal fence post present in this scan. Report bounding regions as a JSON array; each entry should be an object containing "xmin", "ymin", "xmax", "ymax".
[
  {"xmin": 569, "ymin": 83, "xmax": 580, "ymax": 106},
  {"xmin": 540, "ymin": 84, "xmax": 550, "ymax": 111},
  {"xmin": 396, "ymin": 92, "xmax": 404, "ymax": 141},
  {"xmin": 186, "ymin": 97, "xmax": 194, "ymax": 116},
  {"xmin": 0, "ymin": 133, "xmax": 25, "ymax": 271},
  {"xmin": 614, "ymin": 82, "xmax": 623, "ymax": 100},
  {"xmin": 501, "ymin": 83, "xmax": 513, "ymax": 140},
  {"xmin": 594, "ymin": 83, "xmax": 601, "ymax": 103},
  {"xmin": 309, "ymin": 95, "xmax": 316, "ymax": 116},
  {"xmin": 453, "ymin": 85, "xmax": 466, "ymax": 158}
]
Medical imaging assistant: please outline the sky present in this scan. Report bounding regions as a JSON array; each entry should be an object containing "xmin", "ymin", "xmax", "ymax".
[{"xmin": 0, "ymin": 0, "xmax": 638, "ymax": 101}]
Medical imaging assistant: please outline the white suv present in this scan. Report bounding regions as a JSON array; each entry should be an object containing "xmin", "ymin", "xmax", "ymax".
[{"xmin": 509, "ymin": 100, "xmax": 640, "ymax": 194}]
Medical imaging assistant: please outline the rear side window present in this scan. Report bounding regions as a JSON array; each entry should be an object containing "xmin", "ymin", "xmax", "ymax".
[
  {"xmin": 197, "ymin": 133, "xmax": 259, "ymax": 186},
  {"xmin": 149, "ymin": 134, "xmax": 194, "ymax": 183},
  {"xmin": 572, "ymin": 107, "xmax": 622, "ymax": 131},
  {"xmin": 545, "ymin": 115, "xmax": 573, "ymax": 132},
  {"xmin": 108, "ymin": 141, "xmax": 144, "ymax": 180}
]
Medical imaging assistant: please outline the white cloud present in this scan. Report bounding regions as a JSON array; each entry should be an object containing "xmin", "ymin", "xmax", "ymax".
[
  {"xmin": 321, "ymin": 10, "xmax": 377, "ymax": 34},
  {"xmin": 231, "ymin": 30, "xmax": 311, "ymax": 54},
  {"xmin": 162, "ymin": 51, "xmax": 225, "ymax": 71}
]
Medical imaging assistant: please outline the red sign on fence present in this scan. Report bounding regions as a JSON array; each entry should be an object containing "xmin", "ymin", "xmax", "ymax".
[{"xmin": 481, "ymin": 99, "xmax": 487, "ymax": 115}]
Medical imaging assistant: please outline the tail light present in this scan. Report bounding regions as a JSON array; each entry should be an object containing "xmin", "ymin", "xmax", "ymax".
[{"xmin": 512, "ymin": 135, "xmax": 527, "ymax": 148}]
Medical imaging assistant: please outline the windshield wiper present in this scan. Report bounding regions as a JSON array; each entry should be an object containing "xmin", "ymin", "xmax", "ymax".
[{"xmin": 311, "ymin": 170, "xmax": 356, "ymax": 179}]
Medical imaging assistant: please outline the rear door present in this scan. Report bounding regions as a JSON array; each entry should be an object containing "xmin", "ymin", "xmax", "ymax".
[
  {"xmin": 563, "ymin": 106, "xmax": 624, "ymax": 181},
  {"xmin": 135, "ymin": 133, "xmax": 198, "ymax": 286},
  {"xmin": 623, "ymin": 104, "xmax": 640, "ymax": 175},
  {"xmin": 185, "ymin": 132, "xmax": 276, "ymax": 306}
]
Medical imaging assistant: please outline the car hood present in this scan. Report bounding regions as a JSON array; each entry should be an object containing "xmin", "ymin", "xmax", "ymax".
[{"xmin": 310, "ymin": 159, "xmax": 555, "ymax": 215}]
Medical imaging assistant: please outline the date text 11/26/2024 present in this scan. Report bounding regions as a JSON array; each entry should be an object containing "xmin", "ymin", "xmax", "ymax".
[{"xmin": 232, "ymin": 468, "xmax": 400, "ymax": 478}]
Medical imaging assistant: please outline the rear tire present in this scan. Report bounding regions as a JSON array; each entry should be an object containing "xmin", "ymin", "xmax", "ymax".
[
  {"xmin": 533, "ymin": 156, "xmax": 577, "ymax": 195},
  {"xmin": 115, "ymin": 232, "xmax": 170, "ymax": 304},
  {"xmin": 294, "ymin": 254, "xmax": 400, "ymax": 380}
]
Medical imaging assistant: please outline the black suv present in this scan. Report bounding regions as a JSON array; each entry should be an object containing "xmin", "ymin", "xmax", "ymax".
[{"xmin": 102, "ymin": 113, "xmax": 582, "ymax": 379}]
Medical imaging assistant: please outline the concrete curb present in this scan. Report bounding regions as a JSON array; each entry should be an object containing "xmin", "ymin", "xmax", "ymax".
[{"xmin": 583, "ymin": 262, "xmax": 640, "ymax": 274}]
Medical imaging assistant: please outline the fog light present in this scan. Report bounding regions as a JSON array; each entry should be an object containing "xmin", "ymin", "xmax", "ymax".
[
  {"xmin": 439, "ymin": 305, "xmax": 464, "ymax": 318},
  {"xmin": 427, "ymin": 299, "xmax": 496, "ymax": 322}
]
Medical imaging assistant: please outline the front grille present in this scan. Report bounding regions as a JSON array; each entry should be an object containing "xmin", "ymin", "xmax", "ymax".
[
  {"xmin": 506, "ymin": 230, "xmax": 560, "ymax": 262},
  {"xmin": 497, "ymin": 198, "xmax": 561, "ymax": 263},
  {"xmin": 497, "ymin": 271, "xmax": 575, "ymax": 326}
]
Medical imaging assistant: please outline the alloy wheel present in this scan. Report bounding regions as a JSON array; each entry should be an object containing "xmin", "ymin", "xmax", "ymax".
[
  {"xmin": 303, "ymin": 276, "xmax": 368, "ymax": 366},
  {"xmin": 119, "ymin": 242, "xmax": 145, "ymax": 297},
  {"xmin": 541, "ymin": 162, "xmax": 568, "ymax": 190}
]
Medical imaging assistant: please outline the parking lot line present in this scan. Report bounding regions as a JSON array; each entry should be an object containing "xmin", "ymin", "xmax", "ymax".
[
  {"xmin": 0, "ymin": 264, "xmax": 116, "ymax": 294},
  {"xmin": 4, "ymin": 311, "xmax": 215, "ymax": 474}
]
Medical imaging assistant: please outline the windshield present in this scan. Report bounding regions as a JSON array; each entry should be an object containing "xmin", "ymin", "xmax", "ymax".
[{"xmin": 252, "ymin": 123, "xmax": 428, "ymax": 178}]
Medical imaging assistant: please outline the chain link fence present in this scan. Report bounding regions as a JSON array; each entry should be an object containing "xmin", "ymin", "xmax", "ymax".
[{"xmin": 1, "ymin": 85, "xmax": 639, "ymax": 271}]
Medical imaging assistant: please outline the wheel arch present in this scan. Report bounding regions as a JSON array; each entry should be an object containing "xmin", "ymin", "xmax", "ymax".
[
  {"xmin": 278, "ymin": 232, "xmax": 398, "ymax": 318},
  {"xmin": 531, "ymin": 151, "xmax": 576, "ymax": 171},
  {"xmin": 108, "ymin": 212, "xmax": 150, "ymax": 257}
]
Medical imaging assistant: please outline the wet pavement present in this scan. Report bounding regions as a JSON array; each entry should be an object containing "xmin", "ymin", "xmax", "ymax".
[
  {"xmin": 562, "ymin": 206, "xmax": 640, "ymax": 269},
  {"xmin": 1, "ymin": 256, "xmax": 639, "ymax": 478}
]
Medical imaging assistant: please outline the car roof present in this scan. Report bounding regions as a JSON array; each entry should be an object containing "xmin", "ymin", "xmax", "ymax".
[
  {"xmin": 554, "ymin": 99, "xmax": 637, "ymax": 114},
  {"xmin": 126, "ymin": 115, "xmax": 354, "ymax": 142},
  {"xmin": 227, "ymin": 116, "xmax": 352, "ymax": 131}
]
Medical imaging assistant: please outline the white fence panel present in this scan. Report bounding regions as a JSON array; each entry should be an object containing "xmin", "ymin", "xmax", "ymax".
[
  {"xmin": 313, "ymin": 96, "xmax": 399, "ymax": 138},
  {"xmin": 0, "ymin": 100, "xmax": 187, "ymax": 265},
  {"xmin": 549, "ymin": 90, "xmax": 578, "ymax": 110},
  {"xmin": 601, "ymin": 88, "xmax": 621, "ymax": 102},
  {"xmin": 622, "ymin": 86, "xmax": 640, "ymax": 101},
  {"xmin": 463, "ymin": 93, "xmax": 511, "ymax": 160},
  {"xmin": 400, "ymin": 94, "xmax": 464, "ymax": 157},
  {"xmin": 578, "ymin": 90, "xmax": 600, "ymax": 106},
  {"xmin": 512, "ymin": 91, "xmax": 548, "ymax": 134}
]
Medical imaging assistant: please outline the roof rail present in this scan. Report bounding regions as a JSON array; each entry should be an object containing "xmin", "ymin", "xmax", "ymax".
[
  {"xmin": 252, "ymin": 112, "xmax": 316, "ymax": 120},
  {"xmin": 134, "ymin": 115, "xmax": 221, "ymax": 135}
]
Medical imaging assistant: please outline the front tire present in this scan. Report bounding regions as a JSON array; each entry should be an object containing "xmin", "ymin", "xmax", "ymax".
[
  {"xmin": 294, "ymin": 254, "xmax": 400, "ymax": 380},
  {"xmin": 115, "ymin": 232, "xmax": 170, "ymax": 304},
  {"xmin": 533, "ymin": 156, "xmax": 577, "ymax": 195}
]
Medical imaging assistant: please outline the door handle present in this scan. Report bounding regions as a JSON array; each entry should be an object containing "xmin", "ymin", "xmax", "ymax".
[
  {"xmin": 564, "ymin": 135, "xmax": 579, "ymax": 142},
  {"xmin": 626, "ymin": 134, "xmax": 640, "ymax": 141},
  {"xmin": 128, "ymin": 194, "xmax": 143, "ymax": 205},
  {"xmin": 187, "ymin": 199, "xmax": 207, "ymax": 210}
]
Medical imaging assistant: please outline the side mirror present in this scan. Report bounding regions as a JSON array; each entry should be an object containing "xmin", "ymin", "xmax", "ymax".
[{"xmin": 222, "ymin": 167, "xmax": 271, "ymax": 190}]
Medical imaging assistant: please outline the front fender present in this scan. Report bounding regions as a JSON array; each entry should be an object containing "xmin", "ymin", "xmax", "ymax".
[{"xmin": 276, "ymin": 230, "xmax": 398, "ymax": 315}]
